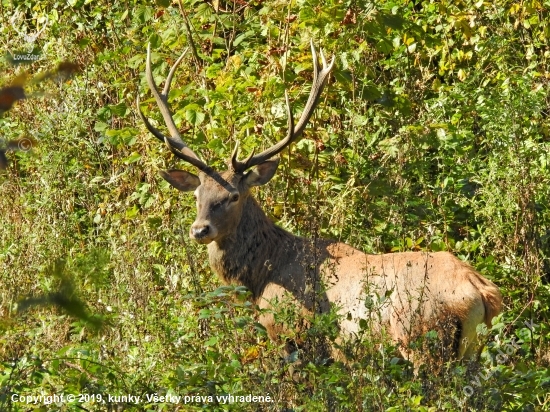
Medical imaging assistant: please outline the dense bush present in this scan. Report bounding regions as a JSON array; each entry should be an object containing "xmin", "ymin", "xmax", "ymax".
[{"xmin": 1, "ymin": 0, "xmax": 549, "ymax": 410}]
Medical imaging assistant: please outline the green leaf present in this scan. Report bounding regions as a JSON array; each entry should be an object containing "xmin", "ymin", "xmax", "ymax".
[
  {"xmin": 135, "ymin": 5, "xmax": 153, "ymax": 23},
  {"xmin": 185, "ymin": 109, "xmax": 205, "ymax": 126},
  {"xmin": 94, "ymin": 121, "xmax": 109, "ymax": 132},
  {"xmin": 149, "ymin": 33, "xmax": 161, "ymax": 48},
  {"xmin": 196, "ymin": 3, "xmax": 212, "ymax": 20},
  {"xmin": 360, "ymin": 83, "xmax": 382, "ymax": 101},
  {"xmin": 376, "ymin": 39, "xmax": 393, "ymax": 54},
  {"xmin": 299, "ymin": 7, "xmax": 315, "ymax": 22},
  {"xmin": 334, "ymin": 70, "xmax": 352, "ymax": 84},
  {"xmin": 119, "ymin": 9, "xmax": 128, "ymax": 21},
  {"xmin": 78, "ymin": 38, "xmax": 90, "ymax": 48},
  {"xmin": 234, "ymin": 30, "xmax": 255, "ymax": 47},
  {"xmin": 207, "ymin": 138, "xmax": 224, "ymax": 151},
  {"xmin": 204, "ymin": 336, "xmax": 218, "ymax": 346},
  {"xmin": 109, "ymin": 102, "xmax": 128, "ymax": 117},
  {"xmin": 381, "ymin": 13, "xmax": 406, "ymax": 29},
  {"xmin": 123, "ymin": 152, "xmax": 141, "ymax": 164},
  {"xmin": 125, "ymin": 205, "xmax": 139, "ymax": 219}
]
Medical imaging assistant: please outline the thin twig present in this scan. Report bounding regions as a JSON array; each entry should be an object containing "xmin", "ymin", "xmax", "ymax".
[{"xmin": 177, "ymin": 0, "xmax": 202, "ymax": 68}]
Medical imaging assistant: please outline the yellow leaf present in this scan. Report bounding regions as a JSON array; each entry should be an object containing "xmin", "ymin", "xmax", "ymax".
[{"xmin": 243, "ymin": 346, "xmax": 260, "ymax": 362}]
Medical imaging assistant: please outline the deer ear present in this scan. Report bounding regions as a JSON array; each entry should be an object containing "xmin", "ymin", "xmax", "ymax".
[
  {"xmin": 244, "ymin": 158, "xmax": 280, "ymax": 187},
  {"xmin": 160, "ymin": 169, "xmax": 200, "ymax": 192}
]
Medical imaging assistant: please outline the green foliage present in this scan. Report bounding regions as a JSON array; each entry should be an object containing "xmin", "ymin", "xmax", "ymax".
[{"xmin": 1, "ymin": 0, "xmax": 550, "ymax": 410}]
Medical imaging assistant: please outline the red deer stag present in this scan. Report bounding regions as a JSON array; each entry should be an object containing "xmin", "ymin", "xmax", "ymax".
[{"xmin": 137, "ymin": 42, "xmax": 502, "ymax": 363}]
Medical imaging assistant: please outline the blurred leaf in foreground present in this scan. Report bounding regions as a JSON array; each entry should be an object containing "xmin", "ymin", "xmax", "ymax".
[
  {"xmin": 17, "ymin": 259, "xmax": 104, "ymax": 331},
  {"xmin": 0, "ymin": 84, "xmax": 26, "ymax": 114}
]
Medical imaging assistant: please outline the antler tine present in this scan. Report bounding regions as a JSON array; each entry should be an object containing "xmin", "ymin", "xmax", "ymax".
[
  {"xmin": 137, "ymin": 93, "xmax": 167, "ymax": 142},
  {"xmin": 163, "ymin": 48, "xmax": 188, "ymax": 98},
  {"xmin": 137, "ymin": 43, "xmax": 209, "ymax": 171},
  {"xmin": 163, "ymin": 135, "xmax": 213, "ymax": 171},
  {"xmin": 230, "ymin": 142, "xmax": 256, "ymax": 171},
  {"xmin": 231, "ymin": 40, "xmax": 335, "ymax": 173}
]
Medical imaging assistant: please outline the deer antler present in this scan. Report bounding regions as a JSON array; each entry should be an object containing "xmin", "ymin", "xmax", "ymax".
[
  {"xmin": 137, "ymin": 43, "xmax": 210, "ymax": 172},
  {"xmin": 230, "ymin": 40, "xmax": 335, "ymax": 173}
]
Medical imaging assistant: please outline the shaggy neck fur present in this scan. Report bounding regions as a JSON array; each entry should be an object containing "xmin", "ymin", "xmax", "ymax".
[{"xmin": 207, "ymin": 195, "xmax": 302, "ymax": 299}]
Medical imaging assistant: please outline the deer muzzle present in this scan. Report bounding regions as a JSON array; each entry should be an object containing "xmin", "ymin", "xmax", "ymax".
[{"xmin": 190, "ymin": 222, "xmax": 216, "ymax": 244}]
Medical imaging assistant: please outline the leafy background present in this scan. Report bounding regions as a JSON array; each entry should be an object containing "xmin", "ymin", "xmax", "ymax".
[{"xmin": 1, "ymin": 0, "xmax": 550, "ymax": 410}]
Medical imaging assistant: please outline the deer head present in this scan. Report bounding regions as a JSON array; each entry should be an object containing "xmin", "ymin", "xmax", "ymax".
[{"xmin": 137, "ymin": 42, "xmax": 334, "ymax": 244}]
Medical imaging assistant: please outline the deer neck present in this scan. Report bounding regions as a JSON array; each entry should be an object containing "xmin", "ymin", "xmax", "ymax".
[{"xmin": 207, "ymin": 196, "xmax": 301, "ymax": 300}]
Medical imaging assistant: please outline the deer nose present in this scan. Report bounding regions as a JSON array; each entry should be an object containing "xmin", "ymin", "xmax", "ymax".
[{"xmin": 191, "ymin": 224, "xmax": 210, "ymax": 239}]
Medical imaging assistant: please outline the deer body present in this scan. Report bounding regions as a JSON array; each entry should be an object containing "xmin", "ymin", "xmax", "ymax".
[
  {"xmin": 138, "ymin": 42, "xmax": 502, "ymax": 362},
  {"xmin": 195, "ymin": 175, "xmax": 501, "ymax": 359}
]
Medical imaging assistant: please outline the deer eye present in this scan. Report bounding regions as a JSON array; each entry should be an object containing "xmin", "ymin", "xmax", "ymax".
[
  {"xmin": 210, "ymin": 201, "xmax": 223, "ymax": 211},
  {"xmin": 230, "ymin": 193, "xmax": 239, "ymax": 202}
]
